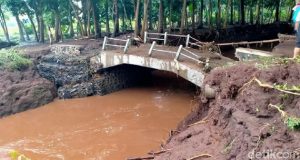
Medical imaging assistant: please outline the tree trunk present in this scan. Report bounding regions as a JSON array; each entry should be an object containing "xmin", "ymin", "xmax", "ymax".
[
  {"xmin": 68, "ymin": 4, "xmax": 74, "ymax": 38},
  {"xmin": 21, "ymin": 21, "xmax": 30, "ymax": 41},
  {"xmin": 192, "ymin": 0, "xmax": 195, "ymax": 32},
  {"xmin": 230, "ymin": 0, "xmax": 233, "ymax": 24},
  {"xmin": 82, "ymin": 0, "xmax": 89, "ymax": 36},
  {"xmin": 0, "ymin": 6, "xmax": 10, "ymax": 42},
  {"xmin": 121, "ymin": 0, "xmax": 129, "ymax": 32},
  {"xmin": 91, "ymin": 0, "xmax": 101, "ymax": 38},
  {"xmin": 105, "ymin": 0, "xmax": 110, "ymax": 34},
  {"xmin": 200, "ymin": 0, "xmax": 203, "ymax": 27},
  {"xmin": 85, "ymin": 0, "xmax": 91, "ymax": 36},
  {"xmin": 208, "ymin": 0, "xmax": 212, "ymax": 28},
  {"xmin": 113, "ymin": 0, "xmax": 119, "ymax": 37},
  {"xmin": 180, "ymin": 0, "xmax": 187, "ymax": 34},
  {"xmin": 169, "ymin": 0, "xmax": 172, "ymax": 32},
  {"xmin": 217, "ymin": 0, "xmax": 221, "ymax": 28},
  {"xmin": 15, "ymin": 15, "xmax": 25, "ymax": 42},
  {"xmin": 256, "ymin": 0, "xmax": 261, "ymax": 25},
  {"xmin": 39, "ymin": 15, "xmax": 45, "ymax": 43},
  {"xmin": 27, "ymin": 14, "xmax": 38, "ymax": 42},
  {"xmin": 250, "ymin": 2, "xmax": 254, "ymax": 24},
  {"xmin": 224, "ymin": 0, "xmax": 229, "ymax": 28},
  {"xmin": 69, "ymin": 0, "xmax": 85, "ymax": 36},
  {"xmin": 134, "ymin": 0, "xmax": 140, "ymax": 37},
  {"xmin": 158, "ymin": 0, "xmax": 164, "ymax": 33},
  {"xmin": 141, "ymin": 0, "xmax": 149, "ymax": 38},
  {"xmin": 275, "ymin": 0, "xmax": 280, "ymax": 22},
  {"xmin": 240, "ymin": 0, "xmax": 245, "ymax": 25},
  {"xmin": 54, "ymin": 10, "xmax": 61, "ymax": 42},
  {"xmin": 148, "ymin": 0, "xmax": 153, "ymax": 30}
]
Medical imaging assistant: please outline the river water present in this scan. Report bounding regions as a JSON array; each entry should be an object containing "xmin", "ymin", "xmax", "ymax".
[{"xmin": 0, "ymin": 83, "xmax": 195, "ymax": 159}]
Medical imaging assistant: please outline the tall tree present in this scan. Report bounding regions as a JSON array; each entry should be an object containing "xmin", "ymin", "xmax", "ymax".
[
  {"xmin": 180, "ymin": 0, "xmax": 187, "ymax": 34},
  {"xmin": 240, "ymin": 0, "xmax": 245, "ymax": 25},
  {"xmin": 141, "ymin": 0, "xmax": 149, "ymax": 38},
  {"xmin": 105, "ymin": 0, "xmax": 110, "ymax": 34},
  {"xmin": 134, "ymin": 0, "xmax": 140, "ymax": 37},
  {"xmin": 217, "ymin": 0, "xmax": 221, "ymax": 28},
  {"xmin": 275, "ymin": 0, "xmax": 280, "ymax": 22},
  {"xmin": 0, "ymin": 3, "xmax": 9, "ymax": 42},
  {"xmin": 113, "ymin": 0, "xmax": 119, "ymax": 37},
  {"xmin": 91, "ymin": 0, "xmax": 101, "ymax": 38},
  {"xmin": 158, "ymin": 0, "xmax": 164, "ymax": 33}
]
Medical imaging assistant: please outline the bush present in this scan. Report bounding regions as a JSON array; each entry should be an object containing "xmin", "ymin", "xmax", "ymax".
[{"xmin": 0, "ymin": 49, "xmax": 32, "ymax": 71}]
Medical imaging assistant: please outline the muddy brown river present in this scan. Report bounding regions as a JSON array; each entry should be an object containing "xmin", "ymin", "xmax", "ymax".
[{"xmin": 0, "ymin": 87, "xmax": 194, "ymax": 159}]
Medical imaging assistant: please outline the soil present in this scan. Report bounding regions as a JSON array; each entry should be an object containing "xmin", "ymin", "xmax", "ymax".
[
  {"xmin": 152, "ymin": 61, "xmax": 300, "ymax": 160},
  {"xmin": 0, "ymin": 68, "xmax": 56, "ymax": 117}
]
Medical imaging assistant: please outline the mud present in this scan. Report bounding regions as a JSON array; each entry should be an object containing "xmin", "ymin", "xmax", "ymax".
[
  {"xmin": 154, "ymin": 61, "xmax": 300, "ymax": 160},
  {"xmin": 0, "ymin": 68, "xmax": 56, "ymax": 117}
]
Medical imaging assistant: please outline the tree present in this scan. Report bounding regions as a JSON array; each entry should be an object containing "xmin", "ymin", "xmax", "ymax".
[
  {"xmin": 141, "ymin": 0, "xmax": 149, "ymax": 38},
  {"xmin": 180, "ymin": 0, "xmax": 187, "ymax": 34},
  {"xmin": 113, "ymin": 0, "xmax": 119, "ymax": 37},
  {"xmin": 158, "ymin": 0, "xmax": 164, "ymax": 33},
  {"xmin": 0, "ymin": 2, "xmax": 10, "ymax": 42},
  {"xmin": 91, "ymin": 0, "xmax": 101, "ymax": 38},
  {"xmin": 5, "ymin": 0, "xmax": 25, "ymax": 42},
  {"xmin": 134, "ymin": 0, "xmax": 140, "ymax": 37}
]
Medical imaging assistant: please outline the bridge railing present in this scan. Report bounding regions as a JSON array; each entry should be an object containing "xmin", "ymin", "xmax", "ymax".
[
  {"xmin": 148, "ymin": 41, "xmax": 204, "ymax": 64},
  {"xmin": 102, "ymin": 36, "xmax": 131, "ymax": 53},
  {"xmin": 144, "ymin": 32, "xmax": 191, "ymax": 47}
]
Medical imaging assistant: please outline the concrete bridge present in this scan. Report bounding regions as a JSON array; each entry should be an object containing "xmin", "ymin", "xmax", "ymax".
[
  {"xmin": 89, "ymin": 34, "xmax": 232, "ymax": 87},
  {"xmin": 40, "ymin": 34, "xmax": 232, "ymax": 99}
]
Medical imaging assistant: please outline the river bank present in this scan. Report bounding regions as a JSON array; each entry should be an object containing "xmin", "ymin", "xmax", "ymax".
[{"xmin": 153, "ymin": 59, "xmax": 300, "ymax": 160}]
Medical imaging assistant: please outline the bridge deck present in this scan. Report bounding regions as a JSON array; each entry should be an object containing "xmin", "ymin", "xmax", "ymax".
[
  {"xmin": 104, "ymin": 44, "xmax": 232, "ymax": 69},
  {"xmin": 91, "ymin": 44, "xmax": 233, "ymax": 87}
]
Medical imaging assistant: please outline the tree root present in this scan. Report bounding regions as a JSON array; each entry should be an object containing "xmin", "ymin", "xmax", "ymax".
[
  {"xmin": 239, "ymin": 77, "xmax": 300, "ymax": 96},
  {"xmin": 269, "ymin": 104, "xmax": 287, "ymax": 118},
  {"xmin": 186, "ymin": 153, "xmax": 212, "ymax": 160}
]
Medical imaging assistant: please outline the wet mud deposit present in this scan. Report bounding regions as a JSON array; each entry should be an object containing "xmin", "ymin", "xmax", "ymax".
[{"xmin": 154, "ymin": 61, "xmax": 300, "ymax": 160}]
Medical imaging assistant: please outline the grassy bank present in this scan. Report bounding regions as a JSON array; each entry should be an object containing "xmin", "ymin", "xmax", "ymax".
[{"xmin": 0, "ymin": 49, "xmax": 32, "ymax": 71}]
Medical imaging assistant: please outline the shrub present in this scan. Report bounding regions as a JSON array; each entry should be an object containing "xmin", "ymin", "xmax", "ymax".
[{"xmin": 0, "ymin": 49, "xmax": 32, "ymax": 71}]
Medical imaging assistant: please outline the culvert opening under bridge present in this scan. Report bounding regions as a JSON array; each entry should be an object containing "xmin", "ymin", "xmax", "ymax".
[{"xmin": 94, "ymin": 64, "xmax": 199, "ymax": 95}]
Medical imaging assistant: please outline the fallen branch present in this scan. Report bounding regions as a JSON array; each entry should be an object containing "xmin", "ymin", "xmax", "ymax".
[
  {"xmin": 186, "ymin": 153, "xmax": 213, "ymax": 160},
  {"xmin": 148, "ymin": 149, "xmax": 172, "ymax": 156},
  {"xmin": 188, "ymin": 120, "xmax": 209, "ymax": 127}
]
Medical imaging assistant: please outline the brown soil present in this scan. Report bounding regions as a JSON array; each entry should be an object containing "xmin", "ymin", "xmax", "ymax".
[
  {"xmin": 153, "ymin": 61, "xmax": 300, "ymax": 160},
  {"xmin": 0, "ymin": 68, "xmax": 56, "ymax": 117}
]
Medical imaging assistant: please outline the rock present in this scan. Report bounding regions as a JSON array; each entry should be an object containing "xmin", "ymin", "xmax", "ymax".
[
  {"xmin": 37, "ymin": 54, "xmax": 90, "ymax": 86},
  {"xmin": 50, "ymin": 44, "xmax": 83, "ymax": 56},
  {"xmin": 58, "ymin": 82, "xmax": 94, "ymax": 99}
]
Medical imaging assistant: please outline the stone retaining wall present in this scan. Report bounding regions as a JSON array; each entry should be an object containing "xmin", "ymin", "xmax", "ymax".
[{"xmin": 37, "ymin": 45, "xmax": 152, "ymax": 99}]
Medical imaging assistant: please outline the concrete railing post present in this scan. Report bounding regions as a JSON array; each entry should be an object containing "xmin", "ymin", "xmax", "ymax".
[
  {"xmin": 148, "ymin": 41, "xmax": 156, "ymax": 56},
  {"xmin": 102, "ymin": 36, "xmax": 108, "ymax": 50},
  {"xmin": 186, "ymin": 34, "xmax": 190, "ymax": 48},
  {"xmin": 175, "ymin": 45, "xmax": 183, "ymax": 61},
  {"xmin": 124, "ymin": 39, "xmax": 131, "ymax": 54},
  {"xmin": 164, "ymin": 32, "xmax": 168, "ymax": 45},
  {"xmin": 144, "ymin": 32, "xmax": 148, "ymax": 43}
]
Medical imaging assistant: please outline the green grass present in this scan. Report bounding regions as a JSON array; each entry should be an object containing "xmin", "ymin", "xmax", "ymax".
[{"xmin": 0, "ymin": 49, "xmax": 32, "ymax": 71}]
